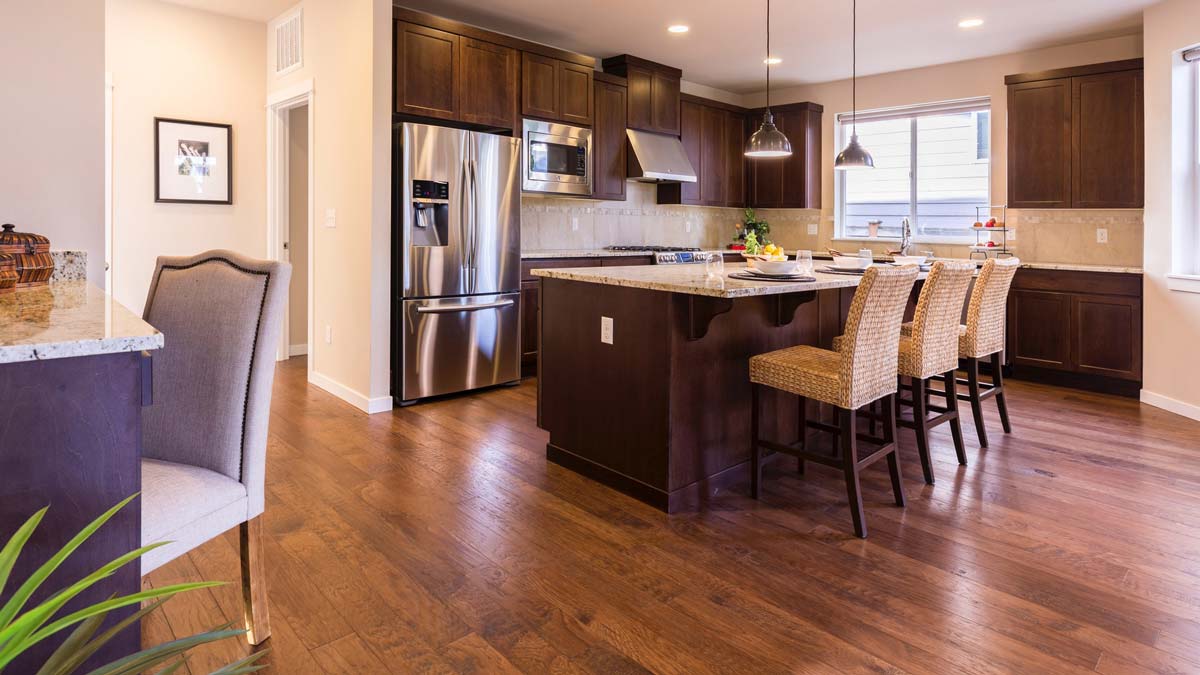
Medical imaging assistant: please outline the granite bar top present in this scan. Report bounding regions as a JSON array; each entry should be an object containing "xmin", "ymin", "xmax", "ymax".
[
  {"xmin": 0, "ymin": 281, "xmax": 163, "ymax": 364},
  {"xmin": 522, "ymin": 249, "xmax": 659, "ymax": 259},
  {"xmin": 1017, "ymin": 262, "xmax": 1143, "ymax": 274},
  {"xmin": 533, "ymin": 262, "xmax": 891, "ymax": 299}
]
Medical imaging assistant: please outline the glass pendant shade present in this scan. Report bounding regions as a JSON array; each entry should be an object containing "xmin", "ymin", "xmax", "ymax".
[
  {"xmin": 834, "ymin": 132, "xmax": 874, "ymax": 169},
  {"xmin": 745, "ymin": 110, "xmax": 792, "ymax": 158}
]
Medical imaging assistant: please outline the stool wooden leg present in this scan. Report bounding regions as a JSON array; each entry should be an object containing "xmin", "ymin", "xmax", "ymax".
[
  {"xmin": 240, "ymin": 517, "xmax": 271, "ymax": 645},
  {"xmin": 797, "ymin": 395, "xmax": 807, "ymax": 475},
  {"xmin": 750, "ymin": 384, "xmax": 762, "ymax": 498},
  {"xmin": 966, "ymin": 357, "xmax": 989, "ymax": 448},
  {"xmin": 911, "ymin": 376, "xmax": 934, "ymax": 485},
  {"xmin": 992, "ymin": 351, "xmax": 1012, "ymax": 434},
  {"xmin": 944, "ymin": 369, "xmax": 967, "ymax": 466},
  {"xmin": 883, "ymin": 394, "xmax": 905, "ymax": 507},
  {"xmin": 839, "ymin": 408, "xmax": 866, "ymax": 538}
]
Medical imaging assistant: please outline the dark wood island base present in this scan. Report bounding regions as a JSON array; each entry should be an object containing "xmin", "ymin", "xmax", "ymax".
[{"xmin": 537, "ymin": 276, "xmax": 858, "ymax": 512}]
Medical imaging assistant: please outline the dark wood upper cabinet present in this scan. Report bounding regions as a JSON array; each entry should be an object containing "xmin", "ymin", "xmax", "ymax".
[
  {"xmin": 458, "ymin": 38, "xmax": 518, "ymax": 129},
  {"xmin": 1072, "ymin": 69, "xmax": 1143, "ymax": 208},
  {"xmin": 558, "ymin": 62, "xmax": 594, "ymax": 125},
  {"xmin": 602, "ymin": 55, "xmax": 681, "ymax": 136},
  {"xmin": 700, "ymin": 105, "xmax": 727, "ymax": 206},
  {"xmin": 676, "ymin": 100, "xmax": 703, "ymax": 203},
  {"xmin": 394, "ymin": 22, "xmax": 459, "ymax": 121},
  {"xmin": 591, "ymin": 76, "xmax": 627, "ymax": 201},
  {"xmin": 726, "ymin": 112, "xmax": 747, "ymax": 207},
  {"xmin": 1006, "ymin": 59, "xmax": 1142, "ymax": 209},
  {"xmin": 748, "ymin": 102, "xmax": 823, "ymax": 209},
  {"xmin": 521, "ymin": 52, "xmax": 559, "ymax": 120}
]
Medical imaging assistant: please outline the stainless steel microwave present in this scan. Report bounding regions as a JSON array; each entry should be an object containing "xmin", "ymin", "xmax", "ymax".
[{"xmin": 521, "ymin": 118, "xmax": 592, "ymax": 196}]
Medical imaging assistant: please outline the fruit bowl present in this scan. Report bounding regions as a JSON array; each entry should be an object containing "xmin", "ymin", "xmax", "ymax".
[{"xmin": 753, "ymin": 259, "xmax": 800, "ymax": 276}]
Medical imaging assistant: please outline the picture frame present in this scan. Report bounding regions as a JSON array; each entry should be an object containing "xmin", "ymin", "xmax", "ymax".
[{"xmin": 154, "ymin": 117, "xmax": 233, "ymax": 204}]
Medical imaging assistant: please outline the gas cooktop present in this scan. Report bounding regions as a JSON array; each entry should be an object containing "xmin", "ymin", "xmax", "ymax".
[{"xmin": 604, "ymin": 245, "xmax": 702, "ymax": 252}]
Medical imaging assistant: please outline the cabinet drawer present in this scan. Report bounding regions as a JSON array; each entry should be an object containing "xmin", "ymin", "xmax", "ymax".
[{"xmin": 1013, "ymin": 268, "xmax": 1141, "ymax": 297}]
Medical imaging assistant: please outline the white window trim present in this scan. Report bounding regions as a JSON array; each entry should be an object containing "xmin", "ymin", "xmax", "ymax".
[
  {"xmin": 835, "ymin": 96, "xmax": 991, "ymax": 244},
  {"xmin": 1171, "ymin": 48, "xmax": 1200, "ymax": 292}
]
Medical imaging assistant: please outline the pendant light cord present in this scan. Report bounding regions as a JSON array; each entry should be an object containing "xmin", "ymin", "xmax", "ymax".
[
  {"xmin": 765, "ymin": 0, "xmax": 771, "ymax": 112},
  {"xmin": 851, "ymin": 0, "xmax": 857, "ymax": 135}
]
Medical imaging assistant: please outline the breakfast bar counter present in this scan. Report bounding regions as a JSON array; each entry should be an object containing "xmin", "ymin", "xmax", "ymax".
[{"xmin": 534, "ymin": 263, "xmax": 894, "ymax": 512}]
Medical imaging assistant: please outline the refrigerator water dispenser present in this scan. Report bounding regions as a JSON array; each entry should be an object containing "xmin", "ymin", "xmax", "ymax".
[{"xmin": 411, "ymin": 179, "xmax": 449, "ymax": 247}]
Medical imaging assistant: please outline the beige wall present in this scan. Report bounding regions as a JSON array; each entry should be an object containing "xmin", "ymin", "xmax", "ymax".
[
  {"xmin": 269, "ymin": 0, "xmax": 393, "ymax": 412},
  {"xmin": 0, "ymin": 1, "xmax": 105, "ymax": 284},
  {"xmin": 106, "ymin": 0, "xmax": 267, "ymax": 310},
  {"xmin": 1142, "ymin": 0, "xmax": 1200, "ymax": 419},
  {"xmin": 288, "ymin": 105, "xmax": 309, "ymax": 350},
  {"xmin": 741, "ymin": 34, "xmax": 1145, "ymax": 265}
]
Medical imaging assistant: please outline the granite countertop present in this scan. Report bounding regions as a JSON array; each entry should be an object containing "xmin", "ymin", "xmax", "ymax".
[
  {"xmin": 532, "ymin": 262, "xmax": 906, "ymax": 299},
  {"xmin": 522, "ymin": 249, "xmax": 658, "ymax": 259},
  {"xmin": 1017, "ymin": 261, "xmax": 1143, "ymax": 274},
  {"xmin": 0, "ymin": 281, "xmax": 163, "ymax": 364}
]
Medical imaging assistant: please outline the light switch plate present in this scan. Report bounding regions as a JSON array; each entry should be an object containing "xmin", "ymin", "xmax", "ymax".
[
  {"xmin": 571, "ymin": 216, "xmax": 579, "ymax": 232},
  {"xmin": 600, "ymin": 316, "xmax": 613, "ymax": 345},
  {"xmin": 1096, "ymin": 228, "xmax": 1108, "ymax": 244},
  {"xmin": 324, "ymin": 208, "xmax": 337, "ymax": 229},
  {"xmin": 325, "ymin": 325, "xmax": 332, "ymax": 344},
  {"xmin": 807, "ymin": 223, "xmax": 819, "ymax": 236}
]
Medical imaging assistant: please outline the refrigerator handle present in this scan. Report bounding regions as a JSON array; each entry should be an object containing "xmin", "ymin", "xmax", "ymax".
[{"xmin": 469, "ymin": 156, "xmax": 479, "ymax": 291}]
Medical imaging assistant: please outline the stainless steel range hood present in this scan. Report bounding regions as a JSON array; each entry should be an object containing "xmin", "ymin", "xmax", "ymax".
[{"xmin": 626, "ymin": 129, "xmax": 697, "ymax": 183}]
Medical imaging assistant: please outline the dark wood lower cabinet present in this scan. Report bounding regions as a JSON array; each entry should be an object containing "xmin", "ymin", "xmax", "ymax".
[{"xmin": 1007, "ymin": 268, "xmax": 1142, "ymax": 395}]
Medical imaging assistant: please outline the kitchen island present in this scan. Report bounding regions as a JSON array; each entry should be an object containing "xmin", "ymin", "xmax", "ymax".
[
  {"xmin": 534, "ymin": 263, "xmax": 900, "ymax": 512},
  {"xmin": 0, "ymin": 281, "xmax": 162, "ymax": 670}
]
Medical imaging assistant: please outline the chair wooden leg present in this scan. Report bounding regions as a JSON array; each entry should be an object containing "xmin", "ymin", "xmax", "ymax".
[
  {"xmin": 240, "ymin": 517, "xmax": 271, "ymax": 645},
  {"xmin": 992, "ymin": 351, "xmax": 1012, "ymax": 434},
  {"xmin": 839, "ymin": 408, "xmax": 867, "ymax": 538},
  {"xmin": 882, "ymin": 394, "xmax": 905, "ymax": 507},
  {"xmin": 750, "ymin": 385, "xmax": 762, "ymax": 498},
  {"xmin": 796, "ymin": 395, "xmax": 807, "ymax": 475},
  {"xmin": 966, "ymin": 357, "xmax": 989, "ymax": 448},
  {"xmin": 911, "ymin": 376, "xmax": 934, "ymax": 485},
  {"xmin": 944, "ymin": 369, "xmax": 967, "ymax": 466}
]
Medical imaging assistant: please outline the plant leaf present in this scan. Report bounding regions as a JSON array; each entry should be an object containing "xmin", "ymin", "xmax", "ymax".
[
  {"xmin": 34, "ymin": 604, "xmax": 108, "ymax": 675},
  {"xmin": 0, "ymin": 494, "xmax": 138, "ymax": 631},
  {"xmin": 208, "ymin": 649, "xmax": 271, "ymax": 675},
  {"xmin": 40, "ymin": 598, "xmax": 171, "ymax": 675},
  {"xmin": 0, "ymin": 506, "xmax": 47, "ymax": 601},
  {"xmin": 152, "ymin": 656, "xmax": 189, "ymax": 675},
  {"xmin": 81, "ymin": 626, "xmax": 247, "ymax": 675}
]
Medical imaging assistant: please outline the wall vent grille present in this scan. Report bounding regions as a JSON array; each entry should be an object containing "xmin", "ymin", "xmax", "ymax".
[{"xmin": 273, "ymin": 7, "xmax": 303, "ymax": 76}]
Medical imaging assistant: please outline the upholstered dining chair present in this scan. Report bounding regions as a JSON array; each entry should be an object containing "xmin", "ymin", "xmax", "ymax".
[{"xmin": 139, "ymin": 250, "xmax": 291, "ymax": 645}]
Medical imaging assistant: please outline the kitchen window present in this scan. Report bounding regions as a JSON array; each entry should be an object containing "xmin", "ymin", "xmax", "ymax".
[
  {"xmin": 1170, "ymin": 46, "xmax": 1200, "ymax": 293},
  {"xmin": 836, "ymin": 97, "xmax": 991, "ymax": 242}
]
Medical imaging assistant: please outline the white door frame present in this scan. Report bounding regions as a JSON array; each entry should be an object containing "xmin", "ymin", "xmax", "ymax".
[
  {"xmin": 266, "ymin": 79, "xmax": 315, "ymax": 374},
  {"xmin": 104, "ymin": 72, "xmax": 114, "ymax": 292}
]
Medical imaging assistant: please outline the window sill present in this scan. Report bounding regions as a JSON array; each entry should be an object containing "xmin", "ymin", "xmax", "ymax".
[{"xmin": 1167, "ymin": 274, "xmax": 1200, "ymax": 294}]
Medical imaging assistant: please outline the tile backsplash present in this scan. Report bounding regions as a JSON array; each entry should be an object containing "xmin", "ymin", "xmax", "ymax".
[{"xmin": 521, "ymin": 183, "xmax": 1144, "ymax": 268}]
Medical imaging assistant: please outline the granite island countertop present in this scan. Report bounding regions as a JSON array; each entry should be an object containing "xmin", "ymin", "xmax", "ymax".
[
  {"xmin": 0, "ymin": 281, "xmax": 163, "ymax": 364},
  {"xmin": 532, "ymin": 262, "xmax": 918, "ymax": 299}
]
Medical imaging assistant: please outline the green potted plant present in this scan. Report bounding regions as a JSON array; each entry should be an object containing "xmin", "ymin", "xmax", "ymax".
[
  {"xmin": 733, "ymin": 208, "xmax": 771, "ymax": 254},
  {"xmin": 0, "ymin": 495, "xmax": 268, "ymax": 674}
]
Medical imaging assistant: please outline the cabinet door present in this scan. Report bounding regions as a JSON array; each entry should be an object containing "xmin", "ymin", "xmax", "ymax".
[
  {"xmin": 394, "ymin": 22, "xmax": 458, "ymax": 120},
  {"xmin": 651, "ymin": 72, "xmax": 681, "ymax": 135},
  {"xmin": 677, "ymin": 101, "xmax": 703, "ymax": 204},
  {"xmin": 522, "ymin": 52, "xmax": 559, "ymax": 120},
  {"xmin": 625, "ymin": 67, "xmax": 653, "ymax": 131},
  {"xmin": 1072, "ymin": 294, "xmax": 1142, "ymax": 380},
  {"xmin": 700, "ymin": 106, "xmax": 726, "ymax": 205},
  {"xmin": 558, "ymin": 62, "xmax": 594, "ymax": 126},
  {"xmin": 1008, "ymin": 289, "xmax": 1072, "ymax": 370},
  {"xmin": 1072, "ymin": 70, "xmax": 1143, "ymax": 208},
  {"xmin": 521, "ymin": 281, "xmax": 538, "ymax": 372},
  {"xmin": 1007, "ymin": 79, "xmax": 1072, "ymax": 208},
  {"xmin": 458, "ymin": 38, "xmax": 518, "ymax": 129},
  {"xmin": 748, "ymin": 113, "xmax": 784, "ymax": 207},
  {"xmin": 726, "ymin": 113, "xmax": 746, "ymax": 207},
  {"xmin": 592, "ymin": 80, "xmax": 627, "ymax": 201}
]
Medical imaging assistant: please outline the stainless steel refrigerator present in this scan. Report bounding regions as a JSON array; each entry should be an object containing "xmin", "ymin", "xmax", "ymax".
[{"xmin": 393, "ymin": 122, "xmax": 521, "ymax": 404}]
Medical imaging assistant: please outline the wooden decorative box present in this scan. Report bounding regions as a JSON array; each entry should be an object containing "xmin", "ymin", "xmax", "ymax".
[
  {"xmin": 0, "ymin": 224, "xmax": 53, "ymax": 288},
  {"xmin": 0, "ymin": 253, "xmax": 17, "ymax": 295}
]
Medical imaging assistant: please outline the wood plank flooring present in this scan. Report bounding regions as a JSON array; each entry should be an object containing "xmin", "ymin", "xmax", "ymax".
[{"xmin": 143, "ymin": 357, "xmax": 1200, "ymax": 673}]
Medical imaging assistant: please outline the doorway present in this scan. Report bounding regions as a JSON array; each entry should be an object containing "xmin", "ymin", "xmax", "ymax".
[{"xmin": 286, "ymin": 104, "xmax": 309, "ymax": 359}]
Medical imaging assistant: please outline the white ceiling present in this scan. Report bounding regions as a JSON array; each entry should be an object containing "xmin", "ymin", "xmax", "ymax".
[
  {"xmin": 161, "ymin": 0, "xmax": 1153, "ymax": 92},
  {"xmin": 159, "ymin": 0, "xmax": 296, "ymax": 23},
  {"xmin": 396, "ymin": 0, "xmax": 1152, "ymax": 92}
]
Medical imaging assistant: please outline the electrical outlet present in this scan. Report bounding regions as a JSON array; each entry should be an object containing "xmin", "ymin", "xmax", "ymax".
[
  {"xmin": 571, "ymin": 216, "xmax": 579, "ymax": 232},
  {"xmin": 600, "ymin": 316, "xmax": 614, "ymax": 345},
  {"xmin": 325, "ymin": 325, "xmax": 332, "ymax": 344},
  {"xmin": 324, "ymin": 208, "xmax": 337, "ymax": 229},
  {"xmin": 1096, "ymin": 228, "xmax": 1108, "ymax": 244},
  {"xmin": 685, "ymin": 219, "xmax": 693, "ymax": 234},
  {"xmin": 807, "ymin": 223, "xmax": 819, "ymax": 236}
]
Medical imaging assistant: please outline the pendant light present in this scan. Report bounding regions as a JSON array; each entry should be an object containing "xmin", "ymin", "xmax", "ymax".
[
  {"xmin": 834, "ymin": 0, "xmax": 874, "ymax": 170},
  {"xmin": 745, "ymin": 0, "xmax": 792, "ymax": 158}
]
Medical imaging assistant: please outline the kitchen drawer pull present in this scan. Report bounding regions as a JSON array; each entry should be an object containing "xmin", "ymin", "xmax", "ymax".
[{"xmin": 416, "ymin": 299, "xmax": 514, "ymax": 314}]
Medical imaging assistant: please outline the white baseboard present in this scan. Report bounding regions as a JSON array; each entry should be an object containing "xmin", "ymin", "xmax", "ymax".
[
  {"xmin": 308, "ymin": 370, "xmax": 394, "ymax": 414},
  {"xmin": 1140, "ymin": 389, "xmax": 1200, "ymax": 422},
  {"xmin": 288, "ymin": 343, "xmax": 308, "ymax": 357}
]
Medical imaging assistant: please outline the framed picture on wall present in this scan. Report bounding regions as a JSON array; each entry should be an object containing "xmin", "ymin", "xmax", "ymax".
[{"xmin": 154, "ymin": 117, "xmax": 233, "ymax": 204}]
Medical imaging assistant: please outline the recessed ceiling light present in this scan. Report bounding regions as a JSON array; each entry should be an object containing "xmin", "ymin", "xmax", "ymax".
[
  {"xmin": 667, "ymin": 24, "xmax": 689, "ymax": 34},
  {"xmin": 764, "ymin": 56, "xmax": 782, "ymax": 65},
  {"xmin": 958, "ymin": 18, "xmax": 984, "ymax": 28}
]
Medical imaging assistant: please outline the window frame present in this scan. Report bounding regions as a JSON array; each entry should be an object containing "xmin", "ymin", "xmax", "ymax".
[
  {"xmin": 1168, "ymin": 48, "xmax": 1200, "ymax": 293},
  {"xmin": 834, "ymin": 97, "xmax": 992, "ymax": 244}
]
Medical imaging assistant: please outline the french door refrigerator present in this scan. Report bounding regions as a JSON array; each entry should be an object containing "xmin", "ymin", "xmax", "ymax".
[{"xmin": 393, "ymin": 122, "xmax": 521, "ymax": 404}]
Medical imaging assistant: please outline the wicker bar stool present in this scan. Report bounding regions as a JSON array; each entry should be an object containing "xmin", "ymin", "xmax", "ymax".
[
  {"xmin": 871, "ymin": 261, "xmax": 977, "ymax": 484},
  {"xmin": 955, "ymin": 257, "xmax": 1021, "ymax": 447},
  {"xmin": 749, "ymin": 265, "xmax": 919, "ymax": 538}
]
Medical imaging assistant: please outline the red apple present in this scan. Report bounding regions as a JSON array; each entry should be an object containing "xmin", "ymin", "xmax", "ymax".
[
  {"xmin": 986, "ymin": 241, "xmax": 997, "ymax": 247},
  {"xmin": 985, "ymin": 218, "xmax": 997, "ymax": 228}
]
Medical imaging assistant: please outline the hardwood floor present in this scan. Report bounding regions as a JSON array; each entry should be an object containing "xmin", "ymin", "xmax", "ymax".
[{"xmin": 143, "ymin": 357, "xmax": 1200, "ymax": 674}]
